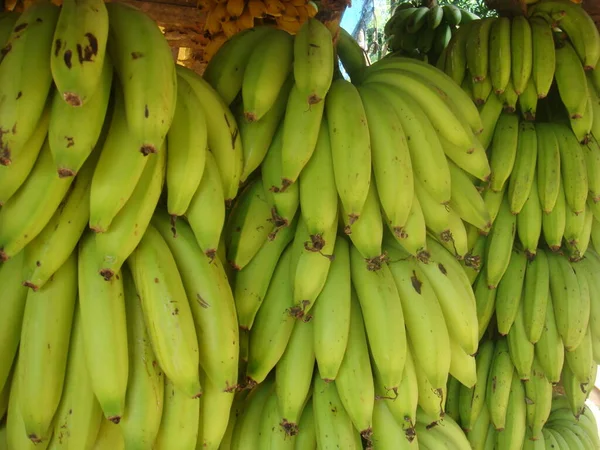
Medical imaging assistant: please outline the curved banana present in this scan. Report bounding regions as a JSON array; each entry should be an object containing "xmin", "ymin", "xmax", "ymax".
[
  {"xmin": 535, "ymin": 122, "xmax": 561, "ymax": 213},
  {"xmin": 507, "ymin": 301, "xmax": 535, "ymax": 380},
  {"xmin": 554, "ymin": 41, "xmax": 588, "ymax": 119},
  {"xmin": 489, "ymin": 17, "xmax": 511, "ymax": 94},
  {"xmin": 106, "ymin": 2, "xmax": 176, "ymax": 155},
  {"xmin": 522, "ymin": 249, "xmax": 550, "ymax": 344},
  {"xmin": 495, "ymin": 248, "xmax": 528, "ymax": 335},
  {"xmin": 336, "ymin": 27, "xmax": 367, "ymax": 81},
  {"xmin": 517, "ymin": 173, "xmax": 543, "ymax": 257},
  {"xmin": 474, "ymin": 272, "xmax": 497, "ymax": 340},
  {"xmin": 19, "ymin": 253, "xmax": 77, "ymax": 444},
  {"xmin": 534, "ymin": 293, "xmax": 565, "ymax": 384},
  {"xmin": 485, "ymin": 195, "xmax": 517, "ymax": 288},
  {"xmin": 255, "ymin": 389, "xmax": 295, "ymax": 449},
  {"xmin": 564, "ymin": 327, "xmax": 593, "ymax": 388},
  {"xmin": 508, "ymin": 120, "xmax": 538, "ymax": 214},
  {"xmin": 495, "ymin": 373, "xmax": 526, "ymax": 450},
  {"xmin": 342, "ymin": 179, "xmax": 383, "ymax": 259},
  {"xmin": 487, "ymin": 338, "xmax": 514, "ymax": 431},
  {"xmin": 0, "ymin": 2, "xmax": 59, "ymax": 165},
  {"xmin": 510, "ymin": 15, "xmax": 532, "ymax": 95},
  {"xmin": 465, "ymin": 18, "xmax": 494, "ymax": 83},
  {"xmin": 197, "ymin": 373, "xmax": 237, "ymax": 450},
  {"xmin": 176, "ymin": 65, "xmax": 243, "ymax": 202},
  {"xmin": 459, "ymin": 339, "xmax": 494, "ymax": 430},
  {"xmin": 128, "ymin": 224, "xmax": 201, "ymax": 399},
  {"xmin": 530, "ymin": 16, "xmax": 555, "ymax": 99},
  {"xmin": 542, "ymin": 181, "xmax": 567, "ymax": 251},
  {"xmin": 525, "ymin": 359, "xmax": 553, "ymax": 440},
  {"xmin": 475, "ymin": 91, "xmax": 503, "ymax": 150},
  {"xmin": 372, "ymin": 398, "xmax": 418, "ymax": 449},
  {"xmin": 448, "ymin": 160, "xmax": 491, "ymax": 232},
  {"xmin": 229, "ymin": 378, "xmax": 274, "ymax": 450},
  {"xmin": 449, "ymin": 338, "xmax": 477, "ymax": 388}
]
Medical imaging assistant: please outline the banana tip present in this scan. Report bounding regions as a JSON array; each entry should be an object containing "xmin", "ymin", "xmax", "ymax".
[
  {"xmin": 205, "ymin": 249, "xmax": 217, "ymax": 261},
  {"xmin": 22, "ymin": 280, "xmax": 38, "ymax": 291},
  {"xmin": 280, "ymin": 419, "xmax": 299, "ymax": 436},
  {"xmin": 28, "ymin": 434, "xmax": 42, "ymax": 444},
  {"xmin": 108, "ymin": 415, "xmax": 121, "ymax": 424},
  {"xmin": 0, "ymin": 250, "xmax": 8, "ymax": 262},
  {"xmin": 244, "ymin": 111, "xmax": 258, "ymax": 123},
  {"xmin": 99, "ymin": 268, "xmax": 114, "ymax": 281},
  {"xmin": 57, "ymin": 167, "xmax": 76, "ymax": 178},
  {"xmin": 63, "ymin": 92, "xmax": 82, "ymax": 107},
  {"xmin": 140, "ymin": 144, "xmax": 157, "ymax": 156}
]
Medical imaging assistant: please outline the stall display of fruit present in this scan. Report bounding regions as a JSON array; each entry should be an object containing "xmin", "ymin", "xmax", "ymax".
[
  {"xmin": 0, "ymin": 0, "xmax": 600, "ymax": 449},
  {"xmin": 384, "ymin": 1, "xmax": 480, "ymax": 64}
]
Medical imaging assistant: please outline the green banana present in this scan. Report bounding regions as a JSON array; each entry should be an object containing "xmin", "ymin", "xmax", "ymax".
[
  {"xmin": 106, "ymin": 2, "xmax": 176, "ymax": 155},
  {"xmin": 412, "ymin": 341, "xmax": 446, "ymax": 421},
  {"xmin": 467, "ymin": 401, "xmax": 491, "ymax": 450},
  {"xmin": 474, "ymin": 272, "xmax": 497, "ymax": 340},
  {"xmin": 582, "ymin": 136, "xmax": 600, "ymax": 202},
  {"xmin": 197, "ymin": 373, "xmax": 237, "ymax": 450},
  {"xmin": 510, "ymin": 15, "xmax": 533, "ymax": 95},
  {"xmin": 78, "ymin": 232, "xmax": 129, "ymax": 422},
  {"xmin": 495, "ymin": 373, "xmax": 526, "ymax": 450},
  {"xmin": 530, "ymin": 16, "xmax": 555, "ymax": 99},
  {"xmin": 476, "ymin": 90, "xmax": 503, "ymax": 150},
  {"xmin": 519, "ymin": 78, "xmax": 538, "ymax": 121},
  {"xmin": 534, "ymin": 293, "xmax": 565, "ymax": 384},
  {"xmin": 487, "ymin": 338, "xmax": 514, "ymax": 430},
  {"xmin": 294, "ymin": 401, "xmax": 316, "ymax": 450},
  {"xmin": 535, "ymin": 122, "xmax": 562, "ymax": 213},
  {"xmin": 507, "ymin": 300, "xmax": 535, "ymax": 380},
  {"xmin": 459, "ymin": 339, "xmax": 494, "ymax": 431},
  {"xmin": 542, "ymin": 181, "xmax": 567, "ymax": 251},
  {"xmin": 525, "ymin": 358, "xmax": 553, "ymax": 440},
  {"xmin": 465, "ymin": 18, "xmax": 494, "ymax": 83},
  {"xmin": 485, "ymin": 196, "xmax": 517, "ymax": 288},
  {"xmin": 522, "ymin": 249, "xmax": 550, "ymax": 344},
  {"xmin": 564, "ymin": 327, "xmax": 593, "ymax": 387},
  {"xmin": 128, "ymin": 224, "xmax": 201, "ymax": 399},
  {"xmin": 444, "ymin": 24, "xmax": 469, "ymax": 85},
  {"xmin": 342, "ymin": 179, "xmax": 383, "ymax": 259},
  {"xmin": 449, "ymin": 338, "xmax": 477, "ymax": 388},
  {"xmin": 443, "ymin": 4, "xmax": 462, "ymax": 26},
  {"xmin": 229, "ymin": 378, "xmax": 274, "ymax": 450},
  {"xmin": 372, "ymin": 398, "xmax": 418, "ymax": 449},
  {"xmin": 255, "ymin": 389, "xmax": 295, "ymax": 449},
  {"xmin": 508, "ymin": 120, "xmax": 538, "ymax": 214},
  {"xmin": 517, "ymin": 172, "xmax": 543, "ymax": 257},
  {"xmin": 554, "ymin": 40, "xmax": 589, "ymax": 119},
  {"xmin": 19, "ymin": 253, "xmax": 77, "ymax": 444},
  {"xmin": 489, "ymin": 17, "xmax": 511, "ymax": 95},
  {"xmin": 490, "ymin": 113, "xmax": 519, "ymax": 192},
  {"xmin": 500, "ymin": 79, "xmax": 519, "ymax": 113},
  {"xmin": 448, "ymin": 160, "xmax": 491, "ymax": 232}
]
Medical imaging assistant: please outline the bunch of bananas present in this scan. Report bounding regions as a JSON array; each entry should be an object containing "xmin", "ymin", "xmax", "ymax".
[
  {"xmin": 199, "ymin": 0, "xmax": 318, "ymax": 60},
  {"xmin": 384, "ymin": 1, "xmax": 479, "ymax": 64}
]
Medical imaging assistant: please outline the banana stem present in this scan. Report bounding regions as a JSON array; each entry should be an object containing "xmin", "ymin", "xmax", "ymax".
[{"xmin": 315, "ymin": 0, "xmax": 349, "ymax": 39}]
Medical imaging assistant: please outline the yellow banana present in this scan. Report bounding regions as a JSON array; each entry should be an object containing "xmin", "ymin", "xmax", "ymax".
[
  {"xmin": 508, "ymin": 121, "xmax": 538, "ymax": 214},
  {"xmin": 510, "ymin": 15, "xmax": 532, "ymax": 94},
  {"xmin": 106, "ymin": 2, "xmax": 176, "ymax": 155},
  {"xmin": 47, "ymin": 307, "xmax": 103, "ymax": 450},
  {"xmin": 449, "ymin": 338, "xmax": 477, "ymax": 388},
  {"xmin": 176, "ymin": 65, "xmax": 243, "ymax": 202},
  {"xmin": 0, "ymin": 103, "xmax": 49, "ymax": 205},
  {"xmin": 78, "ymin": 232, "xmax": 129, "ymax": 422},
  {"xmin": 234, "ymin": 216, "xmax": 296, "ymax": 330},
  {"xmin": 293, "ymin": 18, "xmax": 334, "ymax": 104},
  {"xmin": 153, "ymin": 377, "xmax": 200, "ymax": 450},
  {"xmin": 448, "ymin": 160, "xmax": 491, "ymax": 232},
  {"xmin": 185, "ymin": 151, "xmax": 226, "ymax": 259},
  {"xmin": 92, "ymin": 417, "xmax": 124, "ymax": 450},
  {"xmin": 19, "ymin": 253, "xmax": 77, "ymax": 444},
  {"xmin": 415, "ymin": 176, "xmax": 451, "ymax": 244},
  {"xmin": 312, "ymin": 236, "xmax": 351, "ymax": 382},
  {"xmin": 489, "ymin": 17, "xmax": 511, "ymax": 94},
  {"xmin": 0, "ymin": 251, "xmax": 27, "ymax": 393},
  {"xmin": 534, "ymin": 293, "xmax": 565, "ymax": 384},
  {"xmin": 128, "ymin": 224, "xmax": 201, "ymax": 399},
  {"xmin": 412, "ymin": 341, "xmax": 446, "ymax": 421},
  {"xmin": 0, "ymin": 2, "xmax": 59, "ymax": 165},
  {"xmin": 438, "ymin": 132, "xmax": 491, "ymax": 182},
  {"xmin": 166, "ymin": 75, "xmax": 207, "ymax": 216},
  {"xmin": 256, "ymin": 389, "xmax": 295, "ymax": 449},
  {"xmin": 371, "ymin": 398, "xmax": 419, "ymax": 449},
  {"xmin": 196, "ymin": 373, "xmax": 238, "ymax": 450},
  {"xmin": 230, "ymin": 377, "xmax": 274, "ymax": 450},
  {"xmin": 326, "ymin": 79, "xmax": 371, "ymax": 226},
  {"xmin": 246, "ymin": 246, "xmax": 295, "ymax": 384},
  {"xmin": 350, "ymin": 246, "xmax": 406, "ymax": 393},
  {"xmin": 88, "ymin": 87, "xmax": 149, "ymax": 233},
  {"xmin": 242, "ymin": 29, "xmax": 293, "ymax": 122},
  {"xmin": 119, "ymin": 266, "xmax": 164, "ymax": 450},
  {"xmin": 0, "ymin": 138, "xmax": 73, "ymax": 261},
  {"xmin": 50, "ymin": 0, "xmax": 108, "ymax": 107}
]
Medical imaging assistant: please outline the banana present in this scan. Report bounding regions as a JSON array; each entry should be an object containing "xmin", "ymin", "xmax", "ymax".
[
  {"xmin": 246, "ymin": 246, "xmax": 295, "ymax": 384},
  {"xmin": 49, "ymin": 54, "xmax": 112, "ymax": 177},
  {"xmin": 486, "ymin": 338, "xmax": 514, "ymax": 430},
  {"xmin": 48, "ymin": 307, "xmax": 103, "ymax": 450},
  {"xmin": 234, "ymin": 218, "xmax": 296, "ymax": 330},
  {"xmin": 542, "ymin": 181, "xmax": 567, "ymax": 251},
  {"xmin": 225, "ymin": 179, "xmax": 274, "ymax": 270},
  {"xmin": 0, "ymin": 102, "xmax": 49, "ymax": 205},
  {"xmin": 473, "ymin": 74, "xmax": 493, "ymax": 105},
  {"xmin": 465, "ymin": 18, "xmax": 494, "ymax": 83},
  {"xmin": 529, "ymin": 16, "xmax": 555, "ymax": 99},
  {"xmin": 510, "ymin": 15, "xmax": 533, "ymax": 95},
  {"xmin": 525, "ymin": 359, "xmax": 553, "ymax": 440},
  {"xmin": 489, "ymin": 112, "xmax": 519, "ymax": 192},
  {"xmin": 508, "ymin": 120, "xmax": 538, "ymax": 214},
  {"xmin": 298, "ymin": 118, "xmax": 339, "ymax": 247},
  {"xmin": 531, "ymin": 0, "xmax": 600, "ymax": 69},
  {"xmin": 439, "ymin": 130, "xmax": 491, "ymax": 182},
  {"xmin": 519, "ymin": 78, "xmax": 538, "ymax": 121},
  {"xmin": 565, "ymin": 326, "xmax": 593, "ymax": 389},
  {"xmin": 427, "ymin": 4, "xmax": 443, "ymax": 29},
  {"xmin": 312, "ymin": 376, "xmax": 359, "ymax": 450},
  {"xmin": 372, "ymin": 398, "xmax": 418, "ymax": 449},
  {"xmin": 0, "ymin": 251, "xmax": 27, "ymax": 393},
  {"xmin": 448, "ymin": 160, "xmax": 491, "ymax": 232},
  {"xmin": 359, "ymin": 84, "xmax": 413, "ymax": 230},
  {"xmin": 489, "ymin": 17, "xmax": 511, "ymax": 94},
  {"xmin": 0, "ymin": 2, "xmax": 59, "ymax": 165},
  {"xmin": 105, "ymin": 2, "xmax": 176, "ymax": 155},
  {"xmin": 564, "ymin": 202, "xmax": 587, "ymax": 258},
  {"xmin": 458, "ymin": 339, "xmax": 494, "ymax": 430},
  {"xmin": 152, "ymin": 213, "xmax": 239, "ymax": 393},
  {"xmin": 388, "ymin": 257, "xmax": 450, "ymax": 390},
  {"xmin": 588, "ymin": 76, "xmax": 600, "ymax": 140},
  {"xmin": 230, "ymin": 378, "xmax": 274, "ymax": 450},
  {"xmin": 93, "ymin": 417, "xmax": 124, "ymax": 450},
  {"xmin": 561, "ymin": 360, "xmax": 592, "ymax": 419},
  {"xmin": 366, "ymin": 68, "xmax": 473, "ymax": 150},
  {"xmin": 293, "ymin": 18, "xmax": 334, "ymax": 104},
  {"xmin": 473, "ymin": 272, "xmax": 497, "ymax": 340},
  {"xmin": 517, "ymin": 172, "xmax": 543, "ymax": 256},
  {"xmin": 449, "ymin": 338, "xmax": 477, "ymax": 388},
  {"xmin": 415, "ymin": 176, "xmax": 451, "ymax": 242},
  {"xmin": 176, "ymin": 65, "xmax": 243, "ymax": 202},
  {"xmin": 118, "ymin": 266, "xmax": 164, "ymax": 449},
  {"xmin": 0, "ymin": 12, "xmax": 19, "ymax": 47},
  {"xmin": 547, "ymin": 253, "xmax": 589, "ymax": 351},
  {"xmin": 239, "ymin": 76, "xmax": 292, "ymax": 183},
  {"xmin": 200, "ymin": 381, "xmax": 243, "ymax": 450},
  {"xmin": 128, "ymin": 224, "xmax": 201, "ymax": 399},
  {"xmin": 256, "ymin": 389, "xmax": 295, "ymax": 449},
  {"xmin": 485, "ymin": 196, "xmax": 517, "ymax": 288},
  {"xmin": 203, "ymin": 27, "xmax": 277, "ymax": 105},
  {"xmin": 185, "ymin": 151, "xmax": 226, "ymax": 259},
  {"xmin": 78, "ymin": 233, "xmax": 129, "ymax": 422},
  {"xmin": 88, "ymin": 87, "xmax": 149, "ymax": 233},
  {"xmin": 445, "ymin": 375, "xmax": 462, "ymax": 423},
  {"xmin": 419, "ymin": 248, "xmax": 478, "ymax": 355},
  {"xmin": 443, "ymin": 4, "xmax": 462, "ymax": 26},
  {"xmin": 19, "ymin": 253, "xmax": 77, "ymax": 444},
  {"xmin": 242, "ymin": 29, "xmax": 293, "ymax": 122},
  {"xmin": 445, "ymin": 24, "xmax": 469, "ymax": 85},
  {"xmin": 500, "ymin": 79, "xmax": 519, "ymax": 113},
  {"xmin": 350, "ymin": 246, "xmax": 406, "ymax": 393},
  {"xmin": 0, "ymin": 137, "xmax": 74, "ymax": 260},
  {"xmin": 476, "ymin": 91, "xmax": 503, "ymax": 150},
  {"xmin": 433, "ymin": 23, "xmax": 452, "ymax": 56},
  {"xmin": 418, "ymin": 410, "xmax": 471, "ymax": 449},
  {"xmin": 153, "ymin": 377, "xmax": 200, "ymax": 450},
  {"xmin": 406, "ymin": 7, "xmax": 428, "ymax": 34},
  {"xmin": 522, "ymin": 249, "xmax": 550, "ymax": 344},
  {"xmin": 166, "ymin": 75, "xmax": 207, "ymax": 216},
  {"xmin": 312, "ymin": 236, "xmax": 351, "ymax": 381},
  {"xmin": 582, "ymin": 136, "xmax": 600, "ymax": 202},
  {"xmin": 95, "ymin": 140, "xmax": 165, "ymax": 279},
  {"xmin": 342, "ymin": 179, "xmax": 383, "ymax": 259},
  {"xmin": 279, "ymin": 83, "xmax": 325, "ymax": 188},
  {"xmin": 294, "ymin": 400, "xmax": 316, "ymax": 450},
  {"xmin": 275, "ymin": 317, "xmax": 314, "ymax": 436},
  {"xmin": 367, "ymin": 83, "xmax": 450, "ymax": 205},
  {"xmin": 326, "ymin": 79, "xmax": 371, "ymax": 226},
  {"xmin": 334, "ymin": 291, "xmax": 374, "ymax": 437},
  {"xmin": 496, "ymin": 373, "xmax": 526, "ymax": 450},
  {"xmin": 536, "ymin": 123, "xmax": 562, "ymax": 213},
  {"xmin": 554, "ymin": 41, "xmax": 589, "ymax": 119},
  {"xmin": 507, "ymin": 300, "xmax": 535, "ymax": 380},
  {"xmin": 336, "ymin": 27, "xmax": 367, "ymax": 82},
  {"xmin": 570, "ymin": 92, "xmax": 593, "ymax": 144},
  {"xmin": 534, "ymin": 293, "xmax": 565, "ymax": 384},
  {"xmin": 467, "ymin": 402, "xmax": 491, "ymax": 450},
  {"xmin": 412, "ymin": 341, "xmax": 446, "ymax": 421}
]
